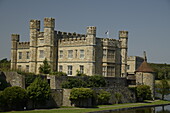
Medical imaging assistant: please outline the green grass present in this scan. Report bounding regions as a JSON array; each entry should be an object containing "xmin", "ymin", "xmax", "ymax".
[{"xmin": 3, "ymin": 100, "xmax": 170, "ymax": 113}]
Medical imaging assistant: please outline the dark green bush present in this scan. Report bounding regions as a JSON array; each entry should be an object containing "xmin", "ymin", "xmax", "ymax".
[
  {"xmin": 137, "ymin": 85, "xmax": 151, "ymax": 101},
  {"xmin": 62, "ymin": 78, "xmax": 87, "ymax": 89},
  {"xmin": 2, "ymin": 86, "xmax": 28, "ymax": 111},
  {"xmin": 87, "ymin": 75, "xmax": 106, "ymax": 87},
  {"xmin": 97, "ymin": 90, "xmax": 111, "ymax": 105}
]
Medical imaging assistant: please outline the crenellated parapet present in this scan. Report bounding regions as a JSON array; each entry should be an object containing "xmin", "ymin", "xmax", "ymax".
[
  {"xmin": 18, "ymin": 42, "xmax": 30, "ymax": 49},
  {"xmin": 101, "ymin": 38, "xmax": 117, "ymax": 47},
  {"xmin": 57, "ymin": 31, "xmax": 86, "ymax": 38}
]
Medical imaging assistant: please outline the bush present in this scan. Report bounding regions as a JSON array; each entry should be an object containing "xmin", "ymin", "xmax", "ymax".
[
  {"xmin": 50, "ymin": 71, "xmax": 67, "ymax": 76},
  {"xmin": 114, "ymin": 92, "xmax": 122, "ymax": 104},
  {"xmin": 0, "ymin": 77, "xmax": 10, "ymax": 91},
  {"xmin": 39, "ymin": 58, "xmax": 51, "ymax": 74},
  {"xmin": 0, "ymin": 91, "xmax": 5, "ymax": 111},
  {"xmin": 27, "ymin": 77, "xmax": 51, "ymax": 108},
  {"xmin": 70, "ymin": 88, "xmax": 95, "ymax": 107},
  {"xmin": 97, "ymin": 90, "xmax": 111, "ymax": 105},
  {"xmin": 87, "ymin": 75, "xmax": 106, "ymax": 87},
  {"xmin": 137, "ymin": 85, "xmax": 151, "ymax": 101},
  {"xmin": 2, "ymin": 86, "xmax": 27, "ymax": 111},
  {"xmin": 62, "ymin": 78, "xmax": 87, "ymax": 89},
  {"xmin": 76, "ymin": 70, "xmax": 87, "ymax": 76}
]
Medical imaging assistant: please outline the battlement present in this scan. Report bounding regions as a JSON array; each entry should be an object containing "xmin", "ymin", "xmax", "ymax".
[
  {"xmin": 44, "ymin": 17, "xmax": 55, "ymax": 28},
  {"xmin": 101, "ymin": 38, "xmax": 117, "ymax": 47},
  {"xmin": 18, "ymin": 42, "xmax": 30, "ymax": 49},
  {"xmin": 101, "ymin": 38, "xmax": 117, "ymax": 42},
  {"xmin": 30, "ymin": 19, "xmax": 40, "ymax": 30},
  {"xmin": 119, "ymin": 31, "xmax": 128, "ymax": 38},
  {"xmin": 57, "ymin": 31, "xmax": 86, "ymax": 38},
  {"xmin": 87, "ymin": 26, "xmax": 96, "ymax": 35},
  {"xmin": 11, "ymin": 34, "xmax": 20, "ymax": 41}
]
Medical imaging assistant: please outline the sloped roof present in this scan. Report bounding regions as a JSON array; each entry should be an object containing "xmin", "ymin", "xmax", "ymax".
[{"xmin": 135, "ymin": 61, "xmax": 154, "ymax": 73}]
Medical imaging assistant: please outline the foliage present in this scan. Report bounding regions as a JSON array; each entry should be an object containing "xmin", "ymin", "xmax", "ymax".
[
  {"xmin": 97, "ymin": 90, "xmax": 111, "ymax": 105},
  {"xmin": 27, "ymin": 77, "xmax": 51, "ymax": 108},
  {"xmin": 39, "ymin": 58, "xmax": 51, "ymax": 74},
  {"xmin": 149, "ymin": 63, "xmax": 170, "ymax": 80},
  {"xmin": 50, "ymin": 71, "xmax": 67, "ymax": 76},
  {"xmin": 70, "ymin": 88, "xmax": 95, "ymax": 107},
  {"xmin": 0, "ymin": 76, "xmax": 10, "ymax": 91},
  {"xmin": 62, "ymin": 78, "xmax": 87, "ymax": 89},
  {"xmin": 1, "ymin": 86, "xmax": 27, "ymax": 111},
  {"xmin": 0, "ymin": 58, "xmax": 10, "ymax": 71},
  {"xmin": 87, "ymin": 75, "xmax": 106, "ymax": 87},
  {"xmin": 76, "ymin": 70, "xmax": 87, "ymax": 76},
  {"xmin": 136, "ymin": 85, "xmax": 152, "ymax": 101},
  {"xmin": 156, "ymin": 79, "xmax": 170, "ymax": 100},
  {"xmin": 114, "ymin": 92, "xmax": 122, "ymax": 104}
]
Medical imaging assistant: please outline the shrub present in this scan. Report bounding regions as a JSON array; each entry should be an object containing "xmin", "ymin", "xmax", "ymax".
[
  {"xmin": 50, "ymin": 71, "xmax": 67, "ymax": 76},
  {"xmin": 70, "ymin": 88, "xmax": 95, "ymax": 107},
  {"xmin": 114, "ymin": 92, "xmax": 122, "ymax": 104},
  {"xmin": 62, "ymin": 78, "xmax": 87, "ymax": 89},
  {"xmin": 87, "ymin": 75, "xmax": 106, "ymax": 87},
  {"xmin": 137, "ymin": 85, "xmax": 151, "ymax": 101},
  {"xmin": 97, "ymin": 90, "xmax": 111, "ymax": 105},
  {"xmin": 2, "ymin": 86, "xmax": 27, "ymax": 111},
  {"xmin": 39, "ymin": 58, "xmax": 51, "ymax": 74},
  {"xmin": 27, "ymin": 77, "xmax": 51, "ymax": 108}
]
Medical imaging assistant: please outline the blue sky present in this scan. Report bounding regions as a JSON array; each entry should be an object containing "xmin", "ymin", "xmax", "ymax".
[{"xmin": 0, "ymin": 0, "xmax": 170, "ymax": 63}]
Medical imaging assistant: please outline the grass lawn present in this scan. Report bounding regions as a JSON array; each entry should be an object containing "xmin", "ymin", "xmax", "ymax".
[{"xmin": 3, "ymin": 100, "xmax": 170, "ymax": 113}]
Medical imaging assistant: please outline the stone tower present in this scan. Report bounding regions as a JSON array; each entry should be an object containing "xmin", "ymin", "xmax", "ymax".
[
  {"xmin": 119, "ymin": 31, "xmax": 128, "ymax": 77},
  {"xmin": 135, "ymin": 52, "xmax": 155, "ymax": 100},
  {"xmin": 11, "ymin": 34, "xmax": 20, "ymax": 70},
  {"xmin": 43, "ymin": 17, "xmax": 56, "ymax": 71},
  {"xmin": 86, "ymin": 26, "xmax": 96, "ymax": 75},
  {"xmin": 29, "ymin": 19, "xmax": 40, "ymax": 73}
]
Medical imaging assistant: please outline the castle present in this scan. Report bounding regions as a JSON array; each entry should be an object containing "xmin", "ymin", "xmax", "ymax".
[{"xmin": 11, "ymin": 17, "xmax": 128, "ymax": 77}]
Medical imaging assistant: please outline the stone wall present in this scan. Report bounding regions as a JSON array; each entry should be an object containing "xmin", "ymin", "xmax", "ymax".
[{"xmin": 0, "ymin": 71, "xmax": 25, "ymax": 88}]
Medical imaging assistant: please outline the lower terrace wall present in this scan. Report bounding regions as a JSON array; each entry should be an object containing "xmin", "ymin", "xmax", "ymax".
[{"xmin": 0, "ymin": 71, "xmax": 25, "ymax": 88}]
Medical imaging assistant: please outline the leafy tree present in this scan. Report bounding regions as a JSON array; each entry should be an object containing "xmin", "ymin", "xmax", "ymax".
[
  {"xmin": 87, "ymin": 75, "xmax": 106, "ymax": 87},
  {"xmin": 62, "ymin": 78, "xmax": 87, "ymax": 89},
  {"xmin": 114, "ymin": 92, "xmax": 122, "ymax": 104},
  {"xmin": 97, "ymin": 90, "xmax": 111, "ymax": 105},
  {"xmin": 156, "ymin": 79, "xmax": 170, "ymax": 100},
  {"xmin": 27, "ymin": 77, "xmax": 51, "ymax": 108},
  {"xmin": 0, "ymin": 58, "xmax": 10, "ymax": 71},
  {"xmin": 136, "ymin": 85, "xmax": 152, "ymax": 101},
  {"xmin": 39, "ymin": 58, "xmax": 51, "ymax": 74},
  {"xmin": 2, "ymin": 86, "xmax": 27, "ymax": 111},
  {"xmin": 70, "ymin": 88, "xmax": 95, "ymax": 107}
]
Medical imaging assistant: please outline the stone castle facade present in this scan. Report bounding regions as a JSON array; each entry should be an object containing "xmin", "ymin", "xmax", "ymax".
[{"xmin": 11, "ymin": 17, "xmax": 128, "ymax": 77}]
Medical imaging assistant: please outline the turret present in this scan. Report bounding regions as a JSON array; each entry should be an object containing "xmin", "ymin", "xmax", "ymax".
[
  {"xmin": 43, "ymin": 17, "xmax": 56, "ymax": 71},
  {"xmin": 11, "ymin": 34, "xmax": 20, "ymax": 70},
  {"xmin": 29, "ymin": 19, "xmax": 40, "ymax": 73},
  {"xmin": 86, "ymin": 26, "xmax": 96, "ymax": 45},
  {"xmin": 119, "ymin": 31, "xmax": 128, "ymax": 77}
]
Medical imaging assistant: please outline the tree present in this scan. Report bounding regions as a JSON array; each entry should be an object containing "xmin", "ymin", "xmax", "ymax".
[
  {"xmin": 136, "ymin": 85, "xmax": 152, "ymax": 101},
  {"xmin": 156, "ymin": 79, "xmax": 170, "ymax": 100},
  {"xmin": 87, "ymin": 75, "xmax": 106, "ymax": 87},
  {"xmin": 0, "ymin": 58, "xmax": 10, "ymax": 71},
  {"xmin": 27, "ymin": 77, "xmax": 51, "ymax": 108},
  {"xmin": 97, "ymin": 90, "xmax": 111, "ymax": 105},
  {"xmin": 39, "ymin": 58, "xmax": 51, "ymax": 74},
  {"xmin": 2, "ymin": 86, "xmax": 27, "ymax": 111},
  {"xmin": 70, "ymin": 88, "xmax": 95, "ymax": 107},
  {"xmin": 62, "ymin": 78, "xmax": 87, "ymax": 89},
  {"xmin": 114, "ymin": 92, "xmax": 122, "ymax": 104}
]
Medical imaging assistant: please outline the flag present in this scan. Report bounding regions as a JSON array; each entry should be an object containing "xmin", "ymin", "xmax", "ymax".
[{"xmin": 105, "ymin": 31, "xmax": 109, "ymax": 35}]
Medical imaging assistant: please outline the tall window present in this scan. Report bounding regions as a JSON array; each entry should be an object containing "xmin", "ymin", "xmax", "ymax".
[
  {"xmin": 39, "ymin": 50, "xmax": 44, "ymax": 58},
  {"xmin": 26, "ymin": 65, "xmax": 29, "ymax": 72},
  {"xmin": 102, "ymin": 66, "xmax": 107, "ymax": 76},
  {"xmin": 59, "ymin": 50, "xmax": 63, "ymax": 58},
  {"xmin": 80, "ymin": 50, "xmax": 84, "ymax": 59},
  {"xmin": 68, "ymin": 50, "xmax": 73, "ymax": 58},
  {"xmin": 26, "ymin": 52, "xmax": 30, "ymax": 59},
  {"xmin": 80, "ymin": 65, "xmax": 84, "ymax": 74},
  {"xmin": 18, "ymin": 52, "xmax": 22, "ymax": 59},
  {"xmin": 103, "ymin": 49, "xmax": 107, "ymax": 58},
  {"xmin": 18, "ymin": 65, "xmax": 21, "ymax": 70},
  {"xmin": 59, "ymin": 65, "xmax": 63, "ymax": 72},
  {"xmin": 68, "ymin": 65, "xmax": 72, "ymax": 76}
]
